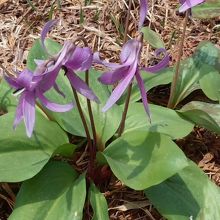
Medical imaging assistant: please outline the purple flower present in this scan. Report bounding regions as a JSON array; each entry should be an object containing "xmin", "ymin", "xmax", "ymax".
[
  {"xmin": 179, "ymin": 0, "xmax": 205, "ymax": 12},
  {"xmin": 40, "ymin": 20, "xmax": 99, "ymax": 103},
  {"xmin": 5, "ymin": 68, "xmax": 73, "ymax": 137},
  {"xmin": 95, "ymin": 39, "xmax": 169, "ymax": 119}
]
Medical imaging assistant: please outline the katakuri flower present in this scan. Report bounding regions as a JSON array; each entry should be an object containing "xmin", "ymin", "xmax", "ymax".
[
  {"xmin": 40, "ymin": 20, "xmax": 99, "ymax": 103},
  {"xmin": 179, "ymin": 0, "xmax": 205, "ymax": 12},
  {"xmin": 5, "ymin": 67, "xmax": 74, "ymax": 137},
  {"xmin": 94, "ymin": 38, "xmax": 169, "ymax": 119}
]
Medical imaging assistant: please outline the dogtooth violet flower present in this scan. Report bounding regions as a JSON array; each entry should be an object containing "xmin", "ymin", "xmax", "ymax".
[
  {"xmin": 40, "ymin": 19, "xmax": 99, "ymax": 103},
  {"xmin": 94, "ymin": 0, "xmax": 169, "ymax": 119},
  {"xmin": 94, "ymin": 38, "xmax": 169, "ymax": 119},
  {"xmin": 5, "ymin": 67, "xmax": 74, "ymax": 137},
  {"xmin": 179, "ymin": 0, "xmax": 205, "ymax": 13}
]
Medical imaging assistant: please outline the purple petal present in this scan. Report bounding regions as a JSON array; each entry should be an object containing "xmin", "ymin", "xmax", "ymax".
[
  {"xmin": 41, "ymin": 19, "xmax": 59, "ymax": 53},
  {"xmin": 37, "ymin": 91, "xmax": 74, "ymax": 112},
  {"xmin": 120, "ymin": 40, "xmax": 142, "ymax": 65},
  {"xmin": 65, "ymin": 47, "xmax": 93, "ymax": 71},
  {"xmin": 17, "ymin": 69, "xmax": 33, "ymax": 90},
  {"xmin": 135, "ymin": 70, "xmax": 151, "ymax": 120},
  {"xmin": 66, "ymin": 69, "xmax": 99, "ymax": 103},
  {"xmin": 98, "ymin": 66, "xmax": 129, "ymax": 85},
  {"xmin": 13, "ymin": 93, "xmax": 25, "ymax": 129},
  {"xmin": 139, "ymin": 0, "xmax": 148, "ymax": 30},
  {"xmin": 102, "ymin": 61, "xmax": 138, "ymax": 112},
  {"xmin": 4, "ymin": 75, "xmax": 20, "ymax": 89},
  {"xmin": 179, "ymin": 0, "xmax": 204, "ymax": 12},
  {"xmin": 142, "ymin": 48, "xmax": 170, "ymax": 73},
  {"xmin": 93, "ymin": 52, "xmax": 120, "ymax": 69},
  {"xmin": 23, "ymin": 92, "xmax": 36, "ymax": 137}
]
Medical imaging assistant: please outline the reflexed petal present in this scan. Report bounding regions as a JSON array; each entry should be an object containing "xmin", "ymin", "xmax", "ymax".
[
  {"xmin": 139, "ymin": 0, "xmax": 148, "ymax": 29},
  {"xmin": 179, "ymin": 0, "xmax": 204, "ymax": 12},
  {"xmin": 17, "ymin": 69, "xmax": 34, "ymax": 90},
  {"xmin": 66, "ymin": 47, "xmax": 92, "ymax": 71},
  {"xmin": 35, "ymin": 65, "xmax": 61, "ymax": 92},
  {"xmin": 23, "ymin": 92, "xmax": 36, "ymax": 137},
  {"xmin": 102, "ymin": 61, "xmax": 138, "ymax": 112},
  {"xmin": 142, "ymin": 48, "xmax": 170, "ymax": 73},
  {"xmin": 66, "ymin": 69, "xmax": 100, "ymax": 103},
  {"xmin": 135, "ymin": 70, "xmax": 151, "ymax": 120},
  {"xmin": 120, "ymin": 40, "xmax": 141, "ymax": 65},
  {"xmin": 13, "ymin": 93, "xmax": 25, "ymax": 129},
  {"xmin": 41, "ymin": 19, "xmax": 59, "ymax": 53},
  {"xmin": 4, "ymin": 75, "xmax": 20, "ymax": 89},
  {"xmin": 37, "ymin": 91, "xmax": 74, "ymax": 112},
  {"xmin": 98, "ymin": 66, "xmax": 129, "ymax": 85},
  {"xmin": 93, "ymin": 52, "xmax": 120, "ymax": 69}
]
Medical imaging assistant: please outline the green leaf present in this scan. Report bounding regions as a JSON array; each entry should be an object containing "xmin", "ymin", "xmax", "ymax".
[
  {"xmin": 193, "ymin": 41, "xmax": 220, "ymax": 70},
  {"xmin": 169, "ymin": 41, "xmax": 220, "ymax": 108},
  {"xmin": 199, "ymin": 68, "xmax": 220, "ymax": 101},
  {"xmin": 168, "ymin": 59, "xmax": 212, "ymax": 108},
  {"xmin": 124, "ymin": 103, "xmax": 194, "ymax": 139},
  {"xmin": 118, "ymin": 68, "xmax": 173, "ymax": 105},
  {"xmin": 0, "ymin": 79, "xmax": 17, "ymax": 112},
  {"xmin": 89, "ymin": 183, "xmax": 109, "ymax": 220},
  {"xmin": 192, "ymin": 1, "xmax": 220, "ymax": 18},
  {"xmin": 53, "ymin": 143, "xmax": 77, "ymax": 157},
  {"xmin": 103, "ymin": 131, "xmax": 188, "ymax": 190},
  {"xmin": 0, "ymin": 112, "xmax": 68, "ymax": 182},
  {"xmin": 9, "ymin": 162, "xmax": 87, "ymax": 220},
  {"xmin": 141, "ymin": 27, "xmax": 165, "ymax": 49},
  {"xmin": 145, "ymin": 161, "xmax": 220, "ymax": 220},
  {"xmin": 179, "ymin": 101, "xmax": 220, "ymax": 134},
  {"xmin": 27, "ymin": 39, "xmax": 122, "ymax": 145}
]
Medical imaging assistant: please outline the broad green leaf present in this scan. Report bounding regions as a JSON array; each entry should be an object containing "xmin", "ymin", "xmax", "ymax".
[
  {"xmin": 168, "ymin": 59, "xmax": 212, "ymax": 108},
  {"xmin": 192, "ymin": 1, "xmax": 220, "ymax": 18},
  {"xmin": 27, "ymin": 39, "xmax": 122, "ymax": 145},
  {"xmin": 9, "ymin": 162, "xmax": 87, "ymax": 220},
  {"xmin": 169, "ymin": 41, "xmax": 220, "ymax": 108},
  {"xmin": 145, "ymin": 161, "xmax": 220, "ymax": 220},
  {"xmin": 124, "ymin": 103, "xmax": 194, "ymax": 139},
  {"xmin": 103, "ymin": 131, "xmax": 188, "ymax": 190},
  {"xmin": 199, "ymin": 69, "xmax": 220, "ymax": 101},
  {"xmin": 141, "ymin": 27, "xmax": 165, "ymax": 49},
  {"xmin": 179, "ymin": 101, "xmax": 220, "ymax": 134},
  {"xmin": 0, "ymin": 112, "xmax": 68, "ymax": 182},
  {"xmin": 118, "ymin": 67, "xmax": 173, "ymax": 104},
  {"xmin": 89, "ymin": 183, "xmax": 109, "ymax": 220},
  {"xmin": 0, "ymin": 79, "xmax": 17, "ymax": 112}
]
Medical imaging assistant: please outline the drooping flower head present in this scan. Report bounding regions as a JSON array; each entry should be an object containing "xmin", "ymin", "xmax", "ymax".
[
  {"xmin": 95, "ymin": 0, "xmax": 169, "ymax": 120},
  {"xmin": 5, "ymin": 66, "xmax": 73, "ymax": 137},
  {"xmin": 5, "ymin": 19, "xmax": 99, "ymax": 137},
  {"xmin": 40, "ymin": 20, "xmax": 99, "ymax": 103},
  {"xmin": 179, "ymin": 0, "xmax": 205, "ymax": 12},
  {"xmin": 95, "ymin": 38, "xmax": 169, "ymax": 120}
]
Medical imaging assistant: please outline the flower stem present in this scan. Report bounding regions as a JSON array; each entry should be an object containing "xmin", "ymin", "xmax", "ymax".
[
  {"xmin": 117, "ymin": 0, "xmax": 133, "ymax": 137},
  {"xmin": 71, "ymin": 87, "xmax": 94, "ymax": 178},
  {"xmin": 118, "ymin": 83, "xmax": 133, "ymax": 137},
  {"xmin": 85, "ymin": 70, "xmax": 97, "ymax": 147},
  {"xmin": 85, "ymin": 70, "xmax": 97, "ymax": 174},
  {"xmin": 167, "ymin": 10, "xmax": 189, "ymax": 109}
]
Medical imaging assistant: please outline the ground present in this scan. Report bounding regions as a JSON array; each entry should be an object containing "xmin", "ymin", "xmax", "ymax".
[{"xmin": 0, "ymin": 0, "xmax": 220, "ymax": 219}]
